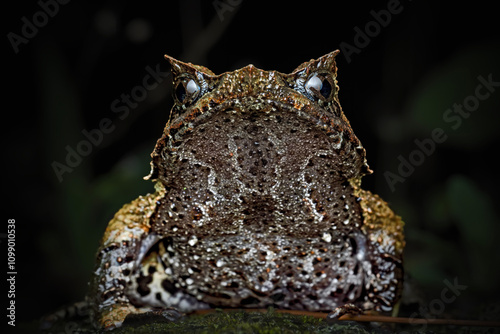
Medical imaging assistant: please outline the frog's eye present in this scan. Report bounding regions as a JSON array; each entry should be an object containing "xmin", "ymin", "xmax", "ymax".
[
  {"xmin": 174, "ymin": 78, "xmax": 200, "ymax": 106},
  {"xmin": 304, "ymin": 73, "xmax": 335, "ymax": 102}
]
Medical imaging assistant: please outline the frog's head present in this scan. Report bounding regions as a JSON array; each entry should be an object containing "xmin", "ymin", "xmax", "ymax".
[{"xmin": 146, "ymin": 51, "xmax": 371, "ymax": 183}]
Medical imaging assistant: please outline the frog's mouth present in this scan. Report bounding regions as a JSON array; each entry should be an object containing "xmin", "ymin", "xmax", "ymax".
[
  {"xmin": 148, "ymin": 96, "xmax": 371, "ymax": 183},
  {"xmin": 174, "ymin": 94, "xmax": 357, "ymax": 149}
]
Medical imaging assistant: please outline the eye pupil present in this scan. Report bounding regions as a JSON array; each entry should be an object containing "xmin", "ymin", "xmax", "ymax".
[
  {"xmin": 175, "ymin": 82, "xmax": 187, "ymax": 103},
  {"xmin": 319, "ymin": 78, "xmax": 332, "ymax": 98},
  {"xmin": 175, "ymin": 78, "xmax": 200, "ymax": 105}
]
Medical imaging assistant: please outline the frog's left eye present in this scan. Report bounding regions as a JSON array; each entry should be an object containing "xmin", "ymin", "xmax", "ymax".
[
  {"xmin": 174, "ymin": 78, "xmax": 201, "ymax": 106},
  {"xmin": 304, "ymin": 73, "xmax": 335, "ymax": 102}
]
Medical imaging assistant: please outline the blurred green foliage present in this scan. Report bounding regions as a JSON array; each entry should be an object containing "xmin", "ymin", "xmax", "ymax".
[
  {"xmin": 36, "ymin": 39, "xmax": 156, "ymax": 307},
  {"xmin": 376, "ymin": 43, "xmax": 500, "ymax": 300}
]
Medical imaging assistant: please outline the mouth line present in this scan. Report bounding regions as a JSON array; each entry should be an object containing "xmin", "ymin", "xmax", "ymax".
[
  {"xmin": 149, "ymin": 94, "xmax": 368, "ymax": 182},
  {"xmin": 170, "ymin": 96, "xmax": 349, "ymax": 140}
]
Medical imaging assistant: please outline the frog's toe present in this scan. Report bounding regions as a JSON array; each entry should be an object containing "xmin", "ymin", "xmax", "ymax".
[
  {"xmin": 96, "ymin": 304, "xmax": 142, "ymax": 330},
  {"xmin": 159, "ymin": 308, "xmax": 184, "ymax": 321},
  {"xmin": 325, "ymin": 303, "xmax": 364, "ymax": 323}
]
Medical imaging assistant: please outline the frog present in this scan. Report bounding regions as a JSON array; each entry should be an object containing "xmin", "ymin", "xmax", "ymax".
[{"xmin": 88, "ymin": 50, "xmax": 405, "ymax": 330}]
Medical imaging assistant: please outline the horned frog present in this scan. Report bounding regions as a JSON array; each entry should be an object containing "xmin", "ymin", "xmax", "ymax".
[{"xmin": 89, "ymin": 50, "xmax": 405, "ymax": 330}]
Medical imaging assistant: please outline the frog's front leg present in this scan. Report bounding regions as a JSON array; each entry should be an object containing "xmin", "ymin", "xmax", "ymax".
[
  {"xmin": 89, "ymin": 187, "xmax": 166, "ymax": 330},
  {"xmin": 90, "ymin": 233, "xmax": 159, "ymax": 330},
  {"xmin": 89, "ymin": 184, "xmax": 211, "ymax": 330},
  {"xmin": 345, "ymin": 180, "xmax": 405, "ymax": 314}
]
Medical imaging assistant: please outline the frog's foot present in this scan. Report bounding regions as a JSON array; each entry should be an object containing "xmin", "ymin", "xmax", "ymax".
[
  {"xmin": 96, "ymin": 304, "xmax": 144, "ymax": 331},
  {"xmin": 96, "ymin": 304, "xmax": 183, "ymax": 331},
  {"xmin": 325, "ymin": 303, "xmax": 364, "ymax": 323}
]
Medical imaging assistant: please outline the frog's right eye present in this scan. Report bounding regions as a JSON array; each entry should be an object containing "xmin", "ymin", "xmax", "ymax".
[
  {"xmin": 174, "ymin": 77, "xmax": 200, "ymax": 106},
  {"xmin": 303, "ymin": 72, "xmax": 335, "ymax": 103}
]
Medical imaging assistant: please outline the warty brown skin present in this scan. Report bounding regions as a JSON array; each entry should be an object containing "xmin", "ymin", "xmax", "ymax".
[{"xmin": 89, "ymin": 50, "xmax": 405, "ymax": 330}]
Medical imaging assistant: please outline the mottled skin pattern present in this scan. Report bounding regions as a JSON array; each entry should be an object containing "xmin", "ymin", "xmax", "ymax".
[{"xmin": 89, "ymin": 51, "xmax": 405, "ymax": 330}]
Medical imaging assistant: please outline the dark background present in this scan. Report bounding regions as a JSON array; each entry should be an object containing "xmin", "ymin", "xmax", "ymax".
[{"xmin": 4, "ymin": 0, "xmax": 500, "ymax": 329}]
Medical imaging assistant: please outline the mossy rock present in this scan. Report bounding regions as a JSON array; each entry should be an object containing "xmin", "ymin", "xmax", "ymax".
[
  {"xmin": 117, "ymin": 310, "xmax": 372, "ymax": 334},
  {"xmin": 37, "ymin": 308, "xmax": 384, "ymax": 334},
  {"xmin": 34, "ymin": 306, "xmax": 500, "ymax": 333}
]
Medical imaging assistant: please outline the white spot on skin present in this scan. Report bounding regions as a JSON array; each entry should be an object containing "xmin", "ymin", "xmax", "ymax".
[
  {"xmin": 322, "ymin": 232, "xmax": 332, "ymax": 243},
  {"xmin": 332, "ymin": 133, "xmax": 343, "ymax": 150},
  {"xmin": 356, "ymin": 247, "xmax": 365, "ymax": 261},
  {"xmin": 188, "ymin": 236, "xmax": 198, "ymax": 246}
]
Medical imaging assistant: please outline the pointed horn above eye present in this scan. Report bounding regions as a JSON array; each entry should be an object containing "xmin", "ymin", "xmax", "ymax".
[
  {"xmin": 291, "ymin": 50, "xmax": 340, "ymax": 74},
  {"xmin": 316, "ymin": 49, "xmax": 340, "ymax": 68},
  {"xmin": 164, "ymin": 54, "xmax": 216, "ymax": 77}
]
